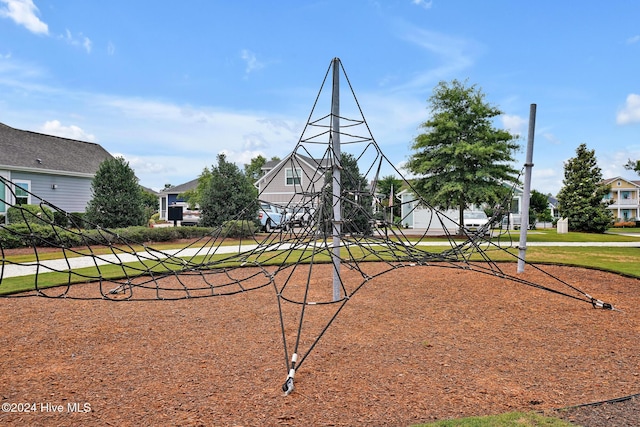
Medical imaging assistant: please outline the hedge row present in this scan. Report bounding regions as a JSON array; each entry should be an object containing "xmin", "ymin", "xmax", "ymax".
[
  {"xmin": 0, "ymin": 224, "xmax": 215, "ymax": 249},
  {"xmin": 0, "ymin": 220, "xmax": 259, "ymax": 249}
]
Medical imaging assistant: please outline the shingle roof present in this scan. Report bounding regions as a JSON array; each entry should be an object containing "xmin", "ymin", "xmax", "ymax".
[
  {"xmin": 602, "ymin": 177, "xmax": 640, "ymax": 187},
  {"xmin": 159, "ymin": 178, "xmax": 199, "ymax": 194},
  {"xmin": 0, "ymin": 122, "xmax": 113, "ymax": 175}
]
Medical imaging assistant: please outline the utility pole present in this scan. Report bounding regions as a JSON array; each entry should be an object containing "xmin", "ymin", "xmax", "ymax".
[
  {"xmin": 331, "ymin": 58, "xmax": 342, "ymax": 301},
  {"xmin": 517, "ymin": 104, "xmax": 536, "ymax": 273}
]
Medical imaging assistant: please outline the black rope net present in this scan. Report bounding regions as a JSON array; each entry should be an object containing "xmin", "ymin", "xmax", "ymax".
[{"xmin": 0, "ymin": 58, "xmax": 615, "ymax": 395}]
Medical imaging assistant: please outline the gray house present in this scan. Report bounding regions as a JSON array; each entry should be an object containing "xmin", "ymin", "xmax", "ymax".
[
  {"xmin": 255, "ymin": 153, "xmax": 329, "ymax": 207},
  {"xmin": 0, "ymin": 122, "xmax": 114, "ymax": 217}
]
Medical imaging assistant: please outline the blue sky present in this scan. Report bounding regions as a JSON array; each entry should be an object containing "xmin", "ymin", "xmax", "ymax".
[{"xmin": 1, "ymin": 0, "xmax": 639, "ymax": 195}]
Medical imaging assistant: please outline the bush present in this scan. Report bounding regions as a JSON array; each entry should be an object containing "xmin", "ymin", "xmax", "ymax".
[
  {"xmin": 0, "ymin": 223, "xmax": 216, "ymax": 250},
  {"xmin": 221, "ymin": 220, "xmax": 257, "ymax": 238},
  {"xmin": 0, "ymin": 223, "xmax": 85, "ymax": 248},
  {"xmin": 53, "ymin": 211, "xmax": 69, "ymax": 227},
  {"xmin": 613, "ymin": 221, "xmax": 635, "ymax": 228},
  {"xmin": 7, "ymin": 205, "xmax": 55, "ymax": 225},
  {"xmin": 67, "ymin": 212, "xmax": 87, "ymax": 229}
]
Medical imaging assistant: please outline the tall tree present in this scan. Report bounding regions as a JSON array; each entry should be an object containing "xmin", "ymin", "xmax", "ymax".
[
  {"xmin": 556, "ymin": 143, "xmax": 612, "ymax": 233},
  {"xmin": 244, "ymin": 155, "xmax": 267, "ymax": 183},
  {"xmin": 85, "ymin": 157, "xmax": 146, "ymax": 228},
  {"xmin": 529, "ymin": 189, "xmax": 551, "ymax": 228},
  {"xmin": 377, "ymin": 175, "xmax": 403, "ymax": 219},
  {"xmin": 624, "ymin": 158, "xmax": 640, "ymax": 175},
  {"xmin": 180, "ymin": 167, "xmax": 212, "ymax": 209},
  {"xmin": 320, "ymin": 153, "xmax": 373, "ymax": 235},
  {"xmin": 200, "ymin": 154, "xmax": 258, "ymax": 227},
  {"xmin": 407, "ymin": 79, "xmax": 520, "ymax": 227}
]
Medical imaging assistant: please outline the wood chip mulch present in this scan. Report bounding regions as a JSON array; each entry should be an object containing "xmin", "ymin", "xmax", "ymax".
[{"xmin": 1, "ymin": 263, "xmax": 639, "ymax": 426}]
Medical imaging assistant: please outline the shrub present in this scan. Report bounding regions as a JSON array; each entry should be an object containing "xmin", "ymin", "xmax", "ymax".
[
  {"xmin": 68, "ymin": 212, "xmax": 87, "ymax": 229},
  {"xmin": 221, "ymin": 220, "xmax": 257, "ymax": 238},
  {"xmin": 53, "ymin": 211, "xmax": 69, "ymax": 227},
  {"xmin": 613, "ymin": 221, "xmax": 635, "ymax": 228},
  {"xmin": 7, "ymin": 205, "xmax": 55, "ymax": 225},
  {"xmin": 0, "ymin": 224, "xmax": 215, "ymax": 249}
]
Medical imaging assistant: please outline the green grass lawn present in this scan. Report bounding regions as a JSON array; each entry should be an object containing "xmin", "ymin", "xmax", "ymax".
[
  {"xmin": 497, "ymin": 228, "xmax": 640, "ymax": 242},
  {"xmin": 413, "ymin": 411, "xmax": 574, "ymax": 426}
]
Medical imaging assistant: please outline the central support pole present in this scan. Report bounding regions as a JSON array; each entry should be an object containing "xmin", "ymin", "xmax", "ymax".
[
  {"xmin": 517, "ymin": 104, "xmax": 536, "ymax": 273},
  {"xmin": 331, "ymin": 58, "xmax": 342, "ymax": 301}
]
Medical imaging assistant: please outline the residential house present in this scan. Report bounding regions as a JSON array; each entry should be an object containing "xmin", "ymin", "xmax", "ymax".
[
  {"xmin": 157, "ymin": 178, "xmax": 199, "ymax": 221},
  {"xmin": 255, "ymin": 153, "xmax": 330, "ymax": 207},
  {"xmin": 397, "ymin": 187, "xmax": 524, "ymax": 230},
  {"xmin": 602, "ymin": 177, "xmax": 640, "ymax": 221},
  {"xmin": 0, "ymin": 122, "xmax": 114, "ymax": 218}
]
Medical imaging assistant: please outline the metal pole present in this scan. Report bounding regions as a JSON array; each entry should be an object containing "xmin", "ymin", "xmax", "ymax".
[
  {"xmin": 517, "ymin": 104, "xmax": 536, "ymax": 273},
  {"xmin": 331, "ymin": 58, "xmax": 342, "ymax": 301}
]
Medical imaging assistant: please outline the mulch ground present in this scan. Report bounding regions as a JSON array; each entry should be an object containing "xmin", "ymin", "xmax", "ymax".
[{"xmin": 1, "ymin": 261, "xmax": 639, "ymax": 426}]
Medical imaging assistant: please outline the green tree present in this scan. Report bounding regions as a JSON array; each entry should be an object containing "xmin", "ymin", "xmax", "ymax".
[
  {"xmin": 556, "ymin": 143, "xmax": 612, "ymax": 233},
  {"xmin": 200, "ymin": 154, "xmax": 258, "ymax": 227},
  {"xmin": 320, "ymin": 153, "xmax": 373, "ymax": 235},
  {"xmin": 377, "ymin": 175, "xmax": 402, "ymax": 220},
  {"xmin": 529, "ymin": 189, "xmax": 551, "ymax": 228},
  {"xmin": 140, "ymin": 187, "xmax": 159, "ymax": 223},
  {"xmin": 407, "ymin": 79, "xmax": 520, "ymax": 227},
  {"xmin": 85, "ymin": 157, "xmax": 146, "ymax": 228},
  {"xmin": 140, "ymin": 187, "xmax": 159, "ymax": 212},
  {"xmin": 244, "ymin": 155, "xmax": 267, "ymax": 183},
  {"xmin": 180, "ymin": 167, "xmax": 212, "ymax": 209},
  {"xmin": 624, "ymin": 158, "xmax": 640, "ymax": 175}
]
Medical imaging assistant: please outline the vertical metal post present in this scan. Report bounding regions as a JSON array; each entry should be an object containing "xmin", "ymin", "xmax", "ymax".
[
  {"xmin": 331, "ymin": 58, "xmax": 342, "ymax": 301},
  {"xmin": 517, "ymin": 104, "xmax": 536, "ymax": 273}
]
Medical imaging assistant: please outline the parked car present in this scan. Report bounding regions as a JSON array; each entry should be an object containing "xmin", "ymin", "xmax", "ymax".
[
  {"xmin": 288, "ymin": 206, "xmax": 316, "ymax": 227},
  {"xmin": 180, "ymin": 208, "xmax": 201, "ymax": 226},
  {"xmin": 463, "ymin": 210, "xmax": 490, "ymax": 234},
  {"xmin": 258, "ymin": 202, "xmax": 287, "ymax": 232}
]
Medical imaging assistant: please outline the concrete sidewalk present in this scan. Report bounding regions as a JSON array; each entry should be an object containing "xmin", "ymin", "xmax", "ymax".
[{"xmin": 1, "ymin": 239, "xmax": 639, "ymax": 280}]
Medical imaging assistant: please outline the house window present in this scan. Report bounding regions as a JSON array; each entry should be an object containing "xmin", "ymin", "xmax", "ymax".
[
  {"xmin": 14, "ymin": 180, "xmax": 31, "ymax": 205},
  {"xmin": 285, "ymin": 168, "xmax": 302, "ymax": 186},
  {"xmin": 0, "ymin": 180, "xmax": 5, "ymax": 213}
]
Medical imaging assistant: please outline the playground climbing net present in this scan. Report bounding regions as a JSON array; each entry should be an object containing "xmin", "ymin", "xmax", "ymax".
[{"xmin": 0, "ymin": 58, "xmax": 615, "ymax": 395}]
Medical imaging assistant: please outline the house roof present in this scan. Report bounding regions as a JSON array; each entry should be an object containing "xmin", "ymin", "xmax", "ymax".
[
  {"xmin": 159, "ymin": 178, "xmax": 199, "ymax": 195},
  {"xmin": 255, "ymin": 152, "xmax": 330, "ymax": 187},
  {"xmin": 0, "ymin": 122, "xmax": 113, "ymax": 176},
  {"xmin": 602, "ymin": 177, "xmax": 640, "ymax": 187}
]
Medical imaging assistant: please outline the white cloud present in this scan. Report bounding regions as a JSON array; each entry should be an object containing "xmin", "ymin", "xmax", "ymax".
[
  {"xmin": 0, "ymin": 0, "xmax": 48, "ymax": 35},
  {"xmin": 107, "ymin": 41, "xmax": 116, "ymax": 56},
  {"xmin": 39, "ymin": 120, "xmax": 96, "ymax": 142},
  {"xmin": 599, "ymin": 147, "xmax": 640, "ymax": 181},
  {"xmin": 412, "ymin": 0, "xmax": 433, "ymax": 9},
  {"xmin": 62, "ymin": 29, "xmax": 92, "ymax": 53},
  {"xmin": 501, "ymin": 114, "xmax": 527, "ymax": 137},
  {"xmin": 393, "ymin": 25, "xmax": 481, "ymax": 92},
  {"xmin": 240, "ymin": 49, "xmax": 264, "ymax": 75},
  {"xmin": 542, "ymin": 132, "xmax": 562, "ymax": 145},
  {"xmin": 83, "ymin": 36, "xmax": 92, "ymax": 53},
  {"xmin": 626, "ymin": 35, "xmax": 640, "ymax": 45},
  {"xmin": 616, "ymin": 93, "xmax": 640, "ymax": 125},
  {"xmin": 531, "ymin": 167, "xmax": 562, "ymax": 196}
]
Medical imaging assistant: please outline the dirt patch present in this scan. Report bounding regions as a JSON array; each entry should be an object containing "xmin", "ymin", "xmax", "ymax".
[{"xmin": 1, "ymin": 264, "xmax": 639, "ymax": 426}]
